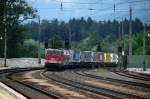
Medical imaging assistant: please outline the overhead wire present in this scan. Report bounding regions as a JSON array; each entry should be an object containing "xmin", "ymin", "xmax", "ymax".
[
  {"xmin": 36, "ymin": 6, "xmax": 150, "ymax": 12},
  {"xmin": 34, "ymin": 0, "xmax": 150, "ymax": 22},
  {"xmin": 50, "ymin": 0, "xmax": 100, "ymax": 4},
  {"xmin": 36, "ymin": 0, "xmax": 150, "ymax": 12},
  {"xmin": 49, "ymin": 0, "xmax": 150, "ymax": 5}
]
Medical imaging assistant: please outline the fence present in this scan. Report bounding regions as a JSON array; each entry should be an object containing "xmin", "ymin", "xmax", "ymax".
[{"xmin": 127, "ymin": 55, "xmax": 150, "ymax": 68}]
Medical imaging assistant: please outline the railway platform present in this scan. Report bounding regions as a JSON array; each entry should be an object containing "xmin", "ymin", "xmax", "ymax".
[{"xmin": 0, "ymin": 82, "xmax": 27, "ymax": 99}]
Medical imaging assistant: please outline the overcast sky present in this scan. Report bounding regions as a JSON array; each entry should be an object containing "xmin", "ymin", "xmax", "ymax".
[{"xmin": 27, "ymin": 0, "xmax": 150, "ymax": 23}]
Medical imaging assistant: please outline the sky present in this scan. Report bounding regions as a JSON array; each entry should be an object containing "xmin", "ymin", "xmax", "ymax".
[{"xmin": 27, "ymin": 0, "xmax": 150, "ymax": 23}]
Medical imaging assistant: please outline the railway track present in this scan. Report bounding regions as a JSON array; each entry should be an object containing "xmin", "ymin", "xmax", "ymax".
[
  {"xmin": 42, "ymin": 70, "xmax": 149, "ymax": 99},
  {"xmin": 41, "ymin": 71, "xmax": 109, "ymax": 99},
  {"xmin": 115, "ymin": 71, "xmax": 150, "ymax": 81},
  {"xmin": 117, "ymin": 71, "xmax": 150, "ymax": 81},
  {"xmin": 74, "ymin": 70, "xmax": 150, "ymax": 89},
  {"xmin": 0, "ymin": 68, "xmax": 63, "ymax": 99},
  {"xmin": 135, "ymin": 72, "xmax": 150, "ymax": 77},
  {"xmin": 40, "ymin": 71, "xmax": 105, "ymax": 99}
]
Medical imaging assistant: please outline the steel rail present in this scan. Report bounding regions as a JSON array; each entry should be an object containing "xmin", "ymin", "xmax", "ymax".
[
  {"xmin": 75, "ymin": 70, "xmax": 150, "ymax": 89},
  {"xmin": 0, "ymin": 68, "xmax": 63, "ymax": 99},
  {"xmin": 42, "ymin": 71, "xmax": 148, "ymax": 99}
]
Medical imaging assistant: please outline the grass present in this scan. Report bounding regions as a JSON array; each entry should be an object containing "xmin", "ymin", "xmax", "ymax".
[
  {"xmin": 14, "ymin": 65, "xmax": 20, "ymax": 68},
  {"xmin": 0, "ymin": 64, "xmax": 4, "ymax": 67},
  {"xmin": 96, "ymin": 68, "xmax": 108, "ymax": 76},
  {"xmin": 32, "ymin": 64, "xmax": 44, "ymax": 68}
]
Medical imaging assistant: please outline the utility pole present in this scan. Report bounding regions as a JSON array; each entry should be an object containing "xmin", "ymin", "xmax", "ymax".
[
  {"xmin": 143, "ymin": 23, "xmax": 146, "ymax": 71},
  {"xmin": 121, "ymin": 19, "xmax": 126, "ymax": 69},
  {"xmin": 38, "ymin": 16, "xmax": 41, "ymax": 64},
  {"xmin": 122, "ymin": 19, "xmax": 124, "ymax": 50},
  {"xmin": 118, "ymin": 24, "xmax": 121, "ymax": 45},
  {"xmin": 129, "ymin": 6, "xmax": 132, "ymax": 57},
  {"xmin": 118, "ymin": 23, "xmax": 121, "ymax": 70},
  {"xmin": 4, "ymin": 1, "xmax": 7, "ymax": 67},
  {"xmin": 4, "ymin": 18, "xmax": 7, "ymax": 67}
]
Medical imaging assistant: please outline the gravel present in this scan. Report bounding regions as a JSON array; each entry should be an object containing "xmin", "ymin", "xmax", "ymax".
[{"xmin": 0, "ymin": 74, "xmax": 53, "ymax": 99}]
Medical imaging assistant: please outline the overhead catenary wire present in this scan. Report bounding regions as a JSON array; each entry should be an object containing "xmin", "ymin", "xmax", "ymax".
[
  {"xmin": 50, "ymin": 0, "xmax": 100, "ymax": 4},
  {"xmin": 33, "ymin": 0, "xmax": 150, "ymax": 22},
  {"xmin": 36, "ymin": 7, "xmax": 150, "ymax": 12},
  {"xmin": 35, "ymin": 0, "xmax": 150, "ymax": 15},
  {"xmin": 49, "ymin": 0, "xmax": 150, "ymax": 5}
]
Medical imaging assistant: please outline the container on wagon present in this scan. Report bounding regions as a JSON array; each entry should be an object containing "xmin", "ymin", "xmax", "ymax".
[
  {"xmin": 80, "ymin": 51, "xmax": 93, "ymax": 62},
  {"xmin": 73, "ymin": 51, "xmax": 81, "ymax": 62}
]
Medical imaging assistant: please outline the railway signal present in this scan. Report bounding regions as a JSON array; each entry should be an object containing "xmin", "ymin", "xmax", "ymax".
[
  {"xmin": 65, "ymin": 39, "xmax": 70, "ymax": 50},
  {"xmin": 97, "ymin": 44, "xmax": 101, "ymax": 52},
  {"xmin": 118, "ymin": 46, "xmax": 122, "ymax": 53},
  {"xmin": 44, "ymin": 42, "xmax": 48, "ymax": 49}
]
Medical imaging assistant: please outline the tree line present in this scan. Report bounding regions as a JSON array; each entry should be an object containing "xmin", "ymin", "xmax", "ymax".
[
  {"xmin": 26, "ymin": 17, "xmax": 150, "ymax": 43},
  {"xmin": 25, "ymin": 17, "xmax": 150, "ymax": 55}
]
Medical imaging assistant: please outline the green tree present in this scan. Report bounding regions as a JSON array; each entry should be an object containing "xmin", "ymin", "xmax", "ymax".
[
  {"xmin": 48, "ymin": 34, "xmax": 64, "ymax": 49},
  {"xmin": 23, "ymin": 39, "xmax": 44, "ymax": 57},
  {"xmin": 23, "ymin": 39, "xmax": 39, "ymax": 57},
  {"xmin": 0, "ymin": 0, "xmax": 36, "ymax": 58},
  {"xmin": 77, "ymin": 32, "xmax": 102, "ymax": 51},
  {"xmin": 26, "ymin": 18, "xmax": 148, "ymax": 44},
  {"xmin": 24, "ymin": 17, "xmax": 150, "ymax": 53},
  {"xmin": 133, "ymin": 31, "xmax": 150, "ymax": 55}
]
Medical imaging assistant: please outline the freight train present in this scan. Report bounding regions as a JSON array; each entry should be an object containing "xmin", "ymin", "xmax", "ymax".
[{"xmin": 44, "ymin": 48, "xmax": 118, "ymax": 70}]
